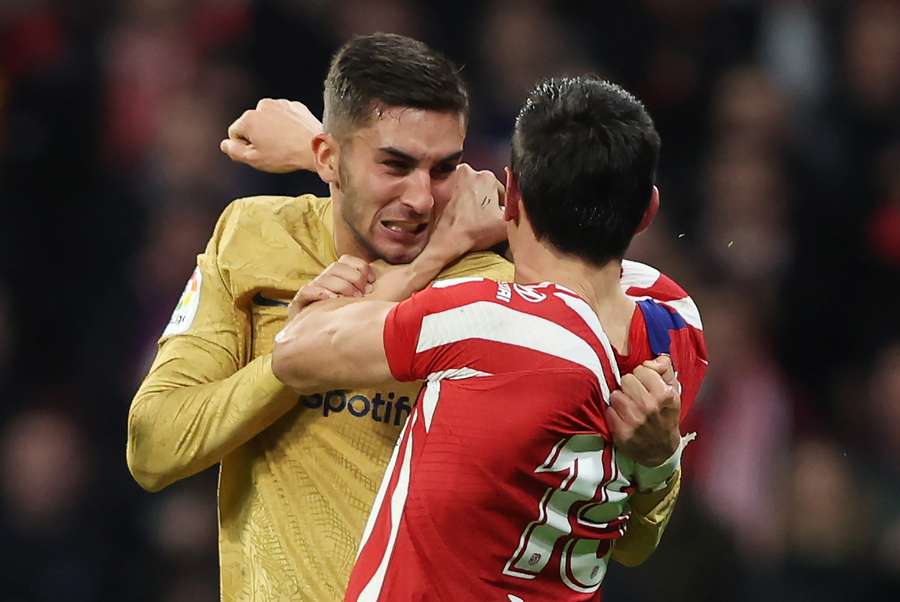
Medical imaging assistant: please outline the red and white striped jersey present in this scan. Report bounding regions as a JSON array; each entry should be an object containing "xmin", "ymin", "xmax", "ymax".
[
  {"xmin": 345, "ymin": 261, "xmax": 707, "ymax": 602},
  {"xmin": 619, "ymin": 260, "xmax": 707, "ymax": 421}
]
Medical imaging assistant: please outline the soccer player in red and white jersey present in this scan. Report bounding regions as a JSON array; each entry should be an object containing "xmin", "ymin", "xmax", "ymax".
[{"xmin": 273, "ymin": 76, "xmax": 707, "ymax": 601}]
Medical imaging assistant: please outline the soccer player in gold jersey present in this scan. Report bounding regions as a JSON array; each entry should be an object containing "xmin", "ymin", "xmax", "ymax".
[{"xmin": 128, "ymin": 33, "xmax": 683, "ymax": 601}]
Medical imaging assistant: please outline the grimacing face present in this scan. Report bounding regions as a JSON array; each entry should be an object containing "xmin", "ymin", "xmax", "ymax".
[{"xmin": 333, "ymin": 107, "xmax": 466, "ymax": 264}]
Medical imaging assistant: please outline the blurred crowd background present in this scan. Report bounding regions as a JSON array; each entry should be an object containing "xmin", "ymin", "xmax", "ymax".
[{"xmin": 1, "ymin": 0, "xmax": 899, "ymax": 600}]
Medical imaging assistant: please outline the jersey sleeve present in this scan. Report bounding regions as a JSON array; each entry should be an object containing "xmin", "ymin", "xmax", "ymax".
[
  {"xmin": 127, "ymin": 200, "xmax": 297, "ymax": 492},
  {"xmin": 624, "ymin": 261, "xmax": 708, "ymax": 421},
  {"xmin": 382, "ymin": 278, "xmax": 493, "ymax": 382},
  {"xmin": 669, "ymin": 322, "xmax": 708, "ymax": 421},
  {"xmin": 611, "ymin": 469, "xmax": 682, "ymax": 567}
]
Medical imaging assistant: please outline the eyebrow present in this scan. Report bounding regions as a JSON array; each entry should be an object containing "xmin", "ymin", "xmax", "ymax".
[{"xmin": 378, "ymin": 147, "xmax": 464, "ymax": 165}]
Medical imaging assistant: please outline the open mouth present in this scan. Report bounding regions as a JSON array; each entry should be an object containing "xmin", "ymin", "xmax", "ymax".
[{"xmin": 381, "ymin": 220, "xmax": 428, "ymax": 235}]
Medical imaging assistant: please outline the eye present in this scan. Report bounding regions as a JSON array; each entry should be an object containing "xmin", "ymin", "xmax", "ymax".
[
  {"xmin": 431, "ymin": 163, "xmax": 457, "ymax": 180},
  {"xmin": 383, "ymin": 160, "xmax": 412, "ymax": 174}
]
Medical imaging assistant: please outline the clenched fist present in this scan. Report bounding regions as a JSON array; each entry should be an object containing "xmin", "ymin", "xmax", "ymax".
[
  {"xmin": 608, "ymin": 355, "xmax": 682, "ymax": 467},
  {"xmin": 221, "ymin": 99, "xmax": 323, "ymax": 173},
  {"xmin": 427, "ymin": 163, "xmax": 507, "ymax": 259}
]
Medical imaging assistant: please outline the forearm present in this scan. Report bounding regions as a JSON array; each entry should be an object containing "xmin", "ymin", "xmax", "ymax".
[
  {"xmin": 369, "ymin": 246, "xmax": 454, "ymax": 302},
  {"xmin": 127, "ymin": 347, "xmax": 296, "ymax": 492},
  {"xmin": 612, "ymin": 469, "xmax": 681, "ymax": 566},
  {"xmin": 611, "ymin": 434, "xmax": 692, "ymax": 566},
  {"xmin": 273, "ymin": 298, "xmax": 396, "ymax": 394}
]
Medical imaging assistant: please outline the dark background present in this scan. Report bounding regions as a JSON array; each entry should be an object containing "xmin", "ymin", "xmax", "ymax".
[{"xmin": 1, "ymin": 1, "xmax": 899, "ymax": 600}]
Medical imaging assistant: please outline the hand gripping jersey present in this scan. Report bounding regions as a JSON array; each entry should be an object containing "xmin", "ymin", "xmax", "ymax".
[{"xmin": 346, "ymin": 266, "xmax": 707, "ymax": 602}]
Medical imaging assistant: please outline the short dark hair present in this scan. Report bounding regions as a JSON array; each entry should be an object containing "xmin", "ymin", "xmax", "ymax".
[
  {"xmin": 511, "ymin": 76, "xmax": 661, "ymax": 265},
  {"xmin": 323, "ymin": 33, "xmax": 469, "ymax": 138}
]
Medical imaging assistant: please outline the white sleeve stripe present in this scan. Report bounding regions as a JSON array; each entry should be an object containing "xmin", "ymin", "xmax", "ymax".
[
  {"xmin": 416, "ymin": 301, "xmax": 611, "ymax": 402},
  {"xmin": 427, "ymin": 367, "xmax": 493, "ymax": 381},
  {"xmin": 620, "ymin": 260, "xmax": 704, "ymax": 330},
  {"xmin": 421, "ymin": 381, "xmax": 440, "ymax": 433},
  {"xmin": 357, "ymin": 413, "xmax": 419, "ymax": 602},
  {"xmin": 355, "ymin": 411, "xmax": 415, "ymax": 562},
  {"xmin": 431, "ymin": 276, "xmax": 484, "ymax": 289},
  {"xmin": 620, "ymin": 259, "xmax": 660, "ymax": 289},
  {"xmin": 627, "ymin": 295, "xmax": 703, "ymax": 330}
]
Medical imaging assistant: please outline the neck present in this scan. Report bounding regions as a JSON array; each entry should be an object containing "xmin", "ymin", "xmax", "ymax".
[{"xmin": 514, "ymin": 242, "xmax": 635, "ymax": 352}]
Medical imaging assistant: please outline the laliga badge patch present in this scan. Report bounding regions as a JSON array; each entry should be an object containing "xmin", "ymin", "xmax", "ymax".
[{"xmin": 163, "ymin": 267, "xmax": 202, "ymax": 337}]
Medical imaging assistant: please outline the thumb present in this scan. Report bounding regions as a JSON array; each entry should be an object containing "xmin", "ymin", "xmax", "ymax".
[
  {"xmin": 644, "ymin": 354, "xmax": 674, "ymax": 376},
  {"xmin": 220, "ymin": 138, "xmax": 255, "ymax": 164}
]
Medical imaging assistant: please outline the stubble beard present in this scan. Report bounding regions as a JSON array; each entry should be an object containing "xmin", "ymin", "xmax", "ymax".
[{"xmin": 337, "ymin": 160, "xmax": 424, "ymax": 265}]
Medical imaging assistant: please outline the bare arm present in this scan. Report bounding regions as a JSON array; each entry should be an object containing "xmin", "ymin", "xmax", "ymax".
[
  {"xmin": 271, "ymin": 236, "xmax": 455, "ymax": 393},
  {"xmin": 272, "ymin": 296, "xmax": 398, "ymax": 395}
]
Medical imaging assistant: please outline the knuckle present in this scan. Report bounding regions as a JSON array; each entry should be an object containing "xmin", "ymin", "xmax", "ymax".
[{"xmin": 634, "ymin": 365, "xmax": 652, "ymax": 378}]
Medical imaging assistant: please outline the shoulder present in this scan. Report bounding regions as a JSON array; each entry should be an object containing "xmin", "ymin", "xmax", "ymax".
[
  {"xmin": 414, "ymin": 277, "xmax": 500, "ymax": 310},
  {"xmin": 216, "ymin": 194, "xmax": 329, "ymax": 242},
  {"xmin": 210, "ymin": 194, "xmax": 334, "ymax": 295},
  {"xmin": 435, "ymin": 251, "xmax": 514, "ymax": 282},
  {"xmin": 621, "ymin": 259, "xmax": 701, "ymax": 330}
]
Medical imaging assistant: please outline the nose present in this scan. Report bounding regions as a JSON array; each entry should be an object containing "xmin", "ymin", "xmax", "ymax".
[{"xmin": 401, "ymin": 168, "xmax": 435, "ymax": 216}]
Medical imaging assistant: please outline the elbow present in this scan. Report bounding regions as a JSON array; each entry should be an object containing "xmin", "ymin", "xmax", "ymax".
[
  {"xmin": 126, "ymin": 444, "xmax": 170, "ymax": 493},
  {"xmin": 126, "ymin": 407, "xmax": 175, "ymax": 493}
]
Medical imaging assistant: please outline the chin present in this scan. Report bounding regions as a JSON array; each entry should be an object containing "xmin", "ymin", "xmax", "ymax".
[{"xmin": 380, "ymin": 247, "xmax": 425, "ymax": 265}]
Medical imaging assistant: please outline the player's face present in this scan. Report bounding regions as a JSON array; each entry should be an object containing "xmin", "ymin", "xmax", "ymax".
[{"xmin": 335, "ymin": 107, "xmax": 465, "ymax": 264}]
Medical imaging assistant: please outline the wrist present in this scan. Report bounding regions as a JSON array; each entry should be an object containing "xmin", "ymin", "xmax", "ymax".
[
  {"xmin": 369, "ymin": 254, "xmax": 445, "ymax": 302},
  {"xmin": 407, "ymin": 247, "xmax": 452, "ymax": 285},
  {"xmin": 633, "ymin": 432, "xmax": 696, "ymax": 492}
]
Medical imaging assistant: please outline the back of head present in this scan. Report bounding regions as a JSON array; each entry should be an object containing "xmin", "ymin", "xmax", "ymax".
[
  {"xmin": 323, "ymin": 33, "xmax": 469, "ymax": 139},
  {"xmin": 511, "ymin": 76, "xmax": 661, "ymax": 266}
]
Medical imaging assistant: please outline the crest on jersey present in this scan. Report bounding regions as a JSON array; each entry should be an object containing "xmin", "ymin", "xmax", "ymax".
[{"xmin": 162, "ymin": 266, "xmax": 202, "ymax": 337}]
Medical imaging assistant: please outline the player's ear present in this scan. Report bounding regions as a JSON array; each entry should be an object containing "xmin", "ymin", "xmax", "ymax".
[
  {"xmin": 312, "ymin": 132, "xmax": 340, "ymax": 186},
  {"xmin": 503, "ymin": 167, "xmax": 520, "ymax": 223},
  {"xmin": 635, "ymin": 185, "xmax": 660, "ymax": 235}
]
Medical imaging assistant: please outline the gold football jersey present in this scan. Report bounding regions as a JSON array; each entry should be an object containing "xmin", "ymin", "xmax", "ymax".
[{"xmin": 127, "ymin": 195, "xmax": 679, "ymax": 601}]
